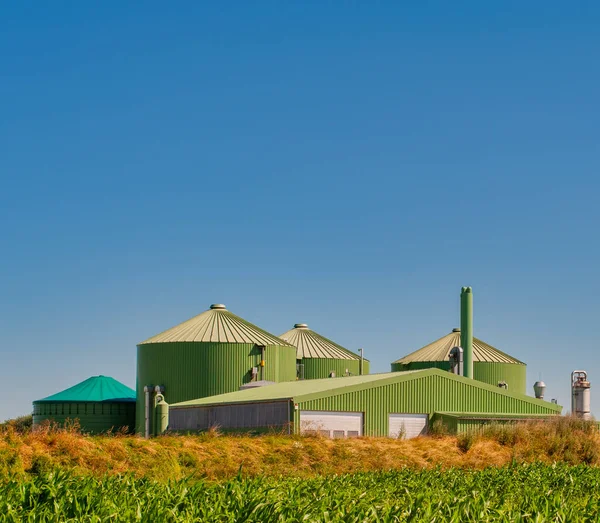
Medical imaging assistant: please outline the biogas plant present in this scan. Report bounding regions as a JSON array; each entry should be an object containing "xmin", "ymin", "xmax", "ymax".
[{"xmin": 32, "ymin": 288, "xmax": 591, "ymax": 439}]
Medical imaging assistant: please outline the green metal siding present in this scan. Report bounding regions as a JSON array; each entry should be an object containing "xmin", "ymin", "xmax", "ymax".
[
  {"xmin": 391, "ymin": 361, "xmax": 526, "ymax": 394},
  {"xmin": 296, "ymin": 373, "xmax": 558, "ymax": 437},
  {"xmin": 32, "ymin": 402, "xmax": 135, "ymax": 434},
  {"xmin": 136, "ymin": 342, "xmax": 297, "ymax": 433},
  {"xmin": 301, "ymin": 358, "xmax": 370, "ymax": 380}
]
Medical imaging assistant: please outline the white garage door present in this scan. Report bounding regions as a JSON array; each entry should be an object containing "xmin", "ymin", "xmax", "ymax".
[
  {"xmin": 300, "ymin": 411, "xmax": 363, "ymax": 438},
  {"xmin": 389, "ymin": 414, "xmax": 428, "ymax": 439}
]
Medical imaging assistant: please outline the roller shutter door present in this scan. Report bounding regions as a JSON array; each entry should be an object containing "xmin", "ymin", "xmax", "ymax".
[
  {"xmin": 300, "ymin": 411, "xmax": 363, "ymax": 438},
  {"xmin": 389, "ymin": 414, "xmax": 428, "ymax": 439}
]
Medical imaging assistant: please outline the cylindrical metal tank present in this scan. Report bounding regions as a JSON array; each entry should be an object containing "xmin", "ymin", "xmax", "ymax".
[
  {"xmin": 390, "ymin": 328, "xmax": 527, "ymax": 394},
  {"xmin": 279, "ymin": 324, "xmax": 370, "ymax": 380},
  {"xmin": 136, "ymin": 304, "xmax": 297, "ymax": 433},
  {"xmin": 32, "ymin": 376, "xmax": 136, "ymax": 434},
  {"xmin": 571, "ymin": 370, "xmax": 591, "ymax": 419}
]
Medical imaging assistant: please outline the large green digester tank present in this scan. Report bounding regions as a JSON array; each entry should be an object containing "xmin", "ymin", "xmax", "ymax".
[
  {"xmin": 279, "ymin": 324, "xmax": 369, "ymax": 379},
  {"xmin": 32, "ymin": 376, "xmax": 136, "ymax": 434},
  {"xmin": 390, "ymin": 328, "xmax": 527, "ymax": 394},
  {"xmin": 136, "ymin": 304, "xmax": 297, "ymax": 433}
]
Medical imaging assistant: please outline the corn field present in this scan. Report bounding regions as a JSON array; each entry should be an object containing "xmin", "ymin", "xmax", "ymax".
[{"xmin": 2, "ymin": 463, "xmax": 600, "ymax": 522}]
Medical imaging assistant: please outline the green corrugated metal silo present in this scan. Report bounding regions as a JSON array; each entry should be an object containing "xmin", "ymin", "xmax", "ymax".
[
  {"xmin": 32, "ymin": 376, "xmax": 136, "ymax": 434},
  {"xmin": 136, "ymin": 304, "xmax": 297, "ymax": 433},
  {"xmin": 390, "ymin": 328, "xmax": 527, "ymax": 394},
  {"xmin": 279, "ymin": 323, "xmax": 369, "ymax": 379}
]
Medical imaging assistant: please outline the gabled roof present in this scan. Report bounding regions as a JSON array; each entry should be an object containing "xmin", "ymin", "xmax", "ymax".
[
  {"xmin": 392, "ymin": 328, "xmax": 524, "ymax": 365},
  {"xmin": 139, "ymin": 304, "xmax": 294, "ymax": 346},
  {"xmin": 34, "ymin": 376, "xmax": 136, "ymax": 403},
  {"xmin": 279, "ymin": 324, "xmax": 366, "ymax": 361},
  {"xmin": 170, "ymin": 368, "xmax": 557, "ymax": 411}
]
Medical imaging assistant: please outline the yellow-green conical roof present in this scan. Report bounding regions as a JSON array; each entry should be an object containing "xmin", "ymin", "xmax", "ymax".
[
  {"xmin": 279, "ymin": 324, "xmax": 366, "ymax": 361},
  {"xmin": 139, "ymin": 304, "xmax": 294, "ymax": 346},
  {"xmin": 392, "ymin": 328, "xmax": 524, "ymax": 365}
]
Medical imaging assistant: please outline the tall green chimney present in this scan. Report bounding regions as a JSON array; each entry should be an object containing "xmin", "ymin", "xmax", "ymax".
[{"xmin": 460, "ymin": 287, "xmax": 473, "ymax": 379}]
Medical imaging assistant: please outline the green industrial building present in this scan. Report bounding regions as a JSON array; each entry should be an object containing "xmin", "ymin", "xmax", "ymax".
[
  {"xmin": 391, "ymin": 328, "xmax": 527, "ymax": 394},
  {"xmin": 136, "ymin": 304, "xmax": 297, "ymax": 434},
  {"xmin": 279, "ymin": 323, "xmax": 369, "ymax": 379},
  {"xmin": 32, "ymin": 376, "xmax": 136, "ymax": 434},
  {"xmin": 168, "ymin": 368, "xmax": 561, "ymax": 438}
]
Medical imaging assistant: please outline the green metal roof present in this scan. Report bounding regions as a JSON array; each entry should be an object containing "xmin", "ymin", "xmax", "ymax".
[
  {"xmin": 279, "ymin": 324, "xmax": 367, "ymax": 361},
  {"xmin": 170, "ymin": 368, "xmax": 557, "ymax": 411},
  {"xmin": 139, "ymin": 304, "xmax": 294, "ymax": 346},
  {"xmin": 392, "ymin": 329, "xmax": 524, "ymax": 365},
  {"xmin": 34, "ymin": 376, "xmax": 136, "ymax": 403}
]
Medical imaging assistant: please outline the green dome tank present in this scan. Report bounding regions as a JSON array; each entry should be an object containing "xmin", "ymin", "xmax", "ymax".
[
  {"xmin": 136, "ymin": 304, "xmax": 297, "ymax": 433},
  {"xmin": 32, "ymin": 376, "xmax": 136, "ymax": 434},
  {"xmin": 391, "ymin": 328, "xmax": 526, "ymax": 394},
  {"xmin": 279, "ymin": 324, "xmax": 369, "ymax": 380}
]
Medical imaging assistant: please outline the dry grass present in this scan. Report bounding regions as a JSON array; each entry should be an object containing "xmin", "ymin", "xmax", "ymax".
[{"xmin": 1, "ymin": 417, "xmax": 598, "ymax": 481}]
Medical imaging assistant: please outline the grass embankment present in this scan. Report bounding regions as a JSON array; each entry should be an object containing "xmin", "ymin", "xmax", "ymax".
[{"xmin": 1, "ymin": 417, "xmax": 598, "ymax": 481}]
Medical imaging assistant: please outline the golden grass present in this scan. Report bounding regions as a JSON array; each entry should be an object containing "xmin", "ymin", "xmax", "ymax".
[{"xmin": 1, "ymin": 417, "xmax": 599, "ymax": 481}]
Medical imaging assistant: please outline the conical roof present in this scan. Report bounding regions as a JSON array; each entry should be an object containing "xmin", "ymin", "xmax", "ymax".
[
  {"xmin": 279, "ymin": 324, "xmax": 366, "ymax": 361},
  {"xmin": 139, "ymin": 304, "xmax": 294, "ymax": 346},
  {"xmin": 392, "ymin": 328, "xmax": 524, "ymax": 365},
  {"xmin": 34, "ymin": 376, "xmax": 136, "ymax": 403}
]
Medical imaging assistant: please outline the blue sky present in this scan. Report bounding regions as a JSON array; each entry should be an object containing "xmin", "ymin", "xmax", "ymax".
[{"xmin": 1, "ymin": 2, "xmax": 598, "ymax": 421}]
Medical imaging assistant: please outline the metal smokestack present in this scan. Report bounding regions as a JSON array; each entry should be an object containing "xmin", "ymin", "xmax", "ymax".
[{"xmin": 460, "ymin": 287, "xmax": 474, "ymax": 379}]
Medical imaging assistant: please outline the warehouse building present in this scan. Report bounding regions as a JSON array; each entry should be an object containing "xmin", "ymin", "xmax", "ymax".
[
  {"xmin": 136, "ymin": 304, "xmax": 297, "ymax": 434},
  {"xmin": 279, "ymin": 323, "xmax": 369, "ymax": 379},
  {"xmin": 168, "ymin": 368, "xmax": 561, "ymax": 438},
  {"xmin": 391, "ymin": 328, "xmax": 526, "ymax": 394},
  {"xmin": 33, "ymin": 375, "xmax": 136, "ymax": 434}
]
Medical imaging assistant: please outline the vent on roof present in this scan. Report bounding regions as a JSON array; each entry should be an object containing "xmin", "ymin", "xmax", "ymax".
[
  {"xmin": 294, "ymin": 323, "xmax": 309, "ymax": 329},
  {"xmin": 210, "ymin": 304, "xmax": 227, "ymax": 310}
]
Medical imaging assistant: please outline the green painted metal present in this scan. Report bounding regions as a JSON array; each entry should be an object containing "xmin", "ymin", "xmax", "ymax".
[
  {"xmin": 300, "ymin": 357, "xmax": 370, "ymax": 380},
  {"xmin": 431, "ymin": 412, "xmax": 559, "ymax": 434},
  {"xmin": 32, "ymin": 376, "xmax": 136, "ymax": 434},
  {"xmin": 136, "ymin": 341, "xmax": 297, "ymax": 433},
  {"xmin": 32, "ymin": 401, "xmax": 135, "ymax": 434},
  {"xmin": 34, "ymin": 376, "xmax": 135, "ymax": 403},
  {"xmin": 154, "ymin": 394, "xmax": 169, "ymax": 436},
  {"xmin": 461, "ymin": 287, "xmax": 474, "ymax": 379},
  {"xmin": 294, "ymin": 371, "xmax": 558, "ymax": 437},
  {"xmin": 171, "ymin": 368, "xmax": 561, "ymax": 437},
  {"xmin": 391, "ymin": 361, "xmax": 527, "ymax": 394}
]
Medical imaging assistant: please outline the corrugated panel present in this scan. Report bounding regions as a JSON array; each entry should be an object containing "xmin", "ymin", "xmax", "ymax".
[
  {"xmin": 139, "ymin": 305, "xmax": 295, "ymax": 347},
  {"xmin": 136, "ymin": 342, "xmax": 297, "ymax": 433},
  {"xmin": 170, "ymin": 371, "xmax": 424, "ymax": 407},
  {"xmin": 391, "ymin": 361, "xmax": 527, "ymax": 395},
  {"xmin": 32, "ymin": 402, "xmax": 135, "ymax": 434},
  {"xmin": 34, "ymin": 376, "xmax": 135, "ymax": 403},
  {"xmin": 392, "ymin": 329, "xmax": 524, "ymax": 365},
  {"xmin": 297, "ymin": 372, "xmax": 561, "ymax": 437},
  {"xmin": 279, "ymin": 325, "xmax": 366, "ymax": 361}
]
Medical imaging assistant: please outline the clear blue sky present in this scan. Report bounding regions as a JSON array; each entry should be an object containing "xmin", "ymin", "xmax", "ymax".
[{"xmin": 1, "ymin": 2, "xmax": 598, "ymax": 421}]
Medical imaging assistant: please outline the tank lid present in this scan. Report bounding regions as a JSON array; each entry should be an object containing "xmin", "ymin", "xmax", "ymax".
[
  {"xmin": 452, "ymin": 328, "xmax": 461, "ymax": 332},
  {"xmin": 210, "ymin": 304, "xmax": 227, "ymax": 310},
  {"xmin": 294, "ymin": 323, "xmax": 309, "ymax": 329}
]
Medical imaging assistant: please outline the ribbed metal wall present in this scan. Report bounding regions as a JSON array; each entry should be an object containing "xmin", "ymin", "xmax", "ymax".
[
  {"xmin": 136, "ymin": 342, "xmax": 297, "ymax": 432},
  {"xmin": 391, "ymin": 361, "xmax": 526, "ymax": 394},
  {"xmin": 296, "ymin": 373, "xmax": 559, "ymax": 437},
  {"xmin": 301, "ymin": 358, "xmax": 370, "ymax": 380},
  {"xmin": 32, "ymin": 402, "xmax": 135, "ymax": 434}
]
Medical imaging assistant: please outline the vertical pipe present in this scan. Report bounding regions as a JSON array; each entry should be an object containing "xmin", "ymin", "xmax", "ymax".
[
  {"xmin": 143, "ymin": 385, "xmax": 152, "ymax": 439},
  {"xmin": 359, "ymin": 348, "xmax": 364, "ymax": 375},
  {"xmin": 460, "ymin": 287, "xmax": 473, "ymax": 379}
]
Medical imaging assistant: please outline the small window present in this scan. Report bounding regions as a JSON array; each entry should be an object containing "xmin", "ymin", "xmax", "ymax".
[{"xmin": 333, "ymin": 430, "xmax": 345, "ymax": 439}]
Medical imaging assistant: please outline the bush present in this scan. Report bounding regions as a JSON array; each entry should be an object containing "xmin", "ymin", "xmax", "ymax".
[{"xmin": 0, "ymin": 415, "xmax": 33, "ymax": 434}]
